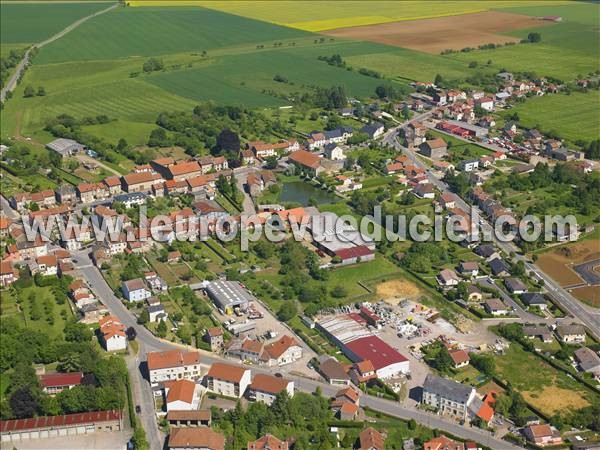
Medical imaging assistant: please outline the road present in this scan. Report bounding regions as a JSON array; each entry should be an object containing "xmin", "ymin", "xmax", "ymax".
[
  {"xmin": 233, "ymin": 166, "xmax": 259, "ymax": 215},
  {"xmin": 72, "ymin": 250, "xmax": 524, "ymax": 449},
  {"xmin": 383, "ymin": 120, "xmax": 600, "ymax": 340},
  {"xmin": 0, "ymin": 3, "xmax": 118, "ymax": 102}
]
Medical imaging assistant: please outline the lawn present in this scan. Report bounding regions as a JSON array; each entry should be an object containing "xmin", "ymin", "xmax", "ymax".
[
  {"xmin": 450, "ymin": 3, "xmax": 600, "ymax": 80},
  {"xmin": 134, "ymin": 0, "xmax": 568, "ymax": 31},
  {"xmin": 495, "ymin": 343, "xmax": 597, "ymax": 416},
  {"xmin": 501, "ymin": 91, "xmax": 600, "ymax": 145},
  {"xmin": 0, "ymin": 2, "xmax": 114, "ymax": 44},
  {"xmin": 428, "ymin": 130, "xmax": 492, "ymax": 164},
  {"xmin": 326, "ymin": 255, "xmax": 402, "ymax": 300}
]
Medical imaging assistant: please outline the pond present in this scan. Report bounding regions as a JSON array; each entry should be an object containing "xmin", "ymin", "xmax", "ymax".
[{"xmin": 279, "ymin": 181, "xmax": 339, "ymax": 206}]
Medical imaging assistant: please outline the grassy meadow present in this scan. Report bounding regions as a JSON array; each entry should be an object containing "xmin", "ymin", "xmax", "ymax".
[
  {"xmin": 0, "ymin": 2, "xmax": 114, "ymax": 44},
  {"xmin": 130, "ymin": 0, "xmax": 569, "ymax": 31},
  {"xmin": 501, "ymin": 91, "xmax": 600, "ymax": 144}
]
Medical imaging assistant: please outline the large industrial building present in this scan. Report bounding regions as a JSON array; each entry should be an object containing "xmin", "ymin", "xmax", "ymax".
[
  {"xmin": 204, "ymin": 280, "xmax": 257, "ymax": 315},
  {"xmin": 317, "ymin": 315, "xmax": 410, "ymax": 379}
]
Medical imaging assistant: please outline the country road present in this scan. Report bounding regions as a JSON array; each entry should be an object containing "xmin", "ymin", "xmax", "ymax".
[
  {"xmin": 0, "ymin": 2, "xmax": 119, "ymax": 102},
  {"xmin": 72, "ymin": 249, "xmax": 525, "ymax": 450}
]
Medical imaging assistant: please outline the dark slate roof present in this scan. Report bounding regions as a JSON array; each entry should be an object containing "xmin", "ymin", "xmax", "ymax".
[
  {"xmin": 360, "ymin": 122, "xmax": 384, "ymax": 137},
  {"xmin": 423, "ymin": 374, "xmax": 474, "ymax": 403},
  {"xmin": 489, "ymin": 258, "xmax": 510, "ymax": 275},
  {"xmin": 474, "ymin": 244, "xmax": 495, "ymax": 258},
  {"xmin": 521, "ymin": 293, "xmax": 547, "ymax": 306}
]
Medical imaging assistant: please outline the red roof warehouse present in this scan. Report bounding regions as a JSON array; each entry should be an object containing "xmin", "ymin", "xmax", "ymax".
[{"xmin": 344, "ymin": 335, "xmax": 409, "ymax": 378}]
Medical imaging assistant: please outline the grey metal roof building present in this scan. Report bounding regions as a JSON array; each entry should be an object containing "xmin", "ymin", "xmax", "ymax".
[
  {"xmin": 46, "ymin": 138, "xmax": 84, "ymax": 157},
  {"xmin": 205, "ymin": 280, "xmax": 256, "ymax": 313}
]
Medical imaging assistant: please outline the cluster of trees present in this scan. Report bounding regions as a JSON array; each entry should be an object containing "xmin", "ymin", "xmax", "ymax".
[
  {"xmin": 148, "ymin": 103, "xmax": 292, "ymax": 160},
  {"xmin": 0, "ymin": 48, "xmax": 25, "ymax": 89},
  {"xmin": 212, "ymin": 391, "xmax": 337, "ymax": 449},
  {"xmin": 422, "ymin": 341, "xmax": 454, "ymax": 375},
  {"xmin": 216, "ymin": 173, "xmax": 242, "ymax": 205},
  {"xmin": 142, "ymin": 57, "xmax": 164, "ymax": 73},
  {"xmin": 0, "ymin": 317, "xmax": 127, "ymax": 420},
  {"xmin": 402, "ymin": 242, "xmax": 449, "ymax": 274},
  {"xmin": 23, "ymin": 85, "xmax": 46, "ymax": 98},
  {"xmin": 317, "ymin": 54, "xmax": 345, "ymax": 68},
  {"xmin": 275, "ymin": 241, "xmax": 333, "ymax": 317},
  {"xmin": 491, "ymin": 163, "xmax": 600, "ymax": 220},
  {"xmin": 375, "ymin": 83, "xmax": 408, "ymax": 100},
  {"xmin": 314, "ymin": 86, "xmax": 347, "ymax": 109}
]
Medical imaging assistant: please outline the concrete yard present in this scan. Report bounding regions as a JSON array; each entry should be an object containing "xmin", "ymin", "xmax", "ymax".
[{"xmin": 7, "ymin": 430, "xmax": 132, "ymax": 450}]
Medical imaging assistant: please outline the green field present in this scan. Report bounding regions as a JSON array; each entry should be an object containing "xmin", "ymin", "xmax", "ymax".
[
  {"xmin": 495, "ymin": 343, "xmax": 597, "ymax": 416},
  {"xmin": 451, "ymin": 3, "xmax": 600, "ymax": 80},
  {"xmin": 35, "ymin": 6, "xmax": 309, "ymax": 63},
  {"xmin": 500, "ymin": 91, "xmax": 600, "ymax": 144},
  {"xmin": 2, "ymin": 6, "xmax": 412, "ymax": 138},
  {"xmin": 0, "ymin": 2, "xmax": 114, "ymax": 44}
]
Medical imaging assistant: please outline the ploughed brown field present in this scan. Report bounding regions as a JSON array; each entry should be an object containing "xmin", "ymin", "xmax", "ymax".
[
  {"xmin": 536, "ymin": 240, "xmax": 600, "ymax": 286},
  {"xmin": 323, "ymin": 11, "xmax": 548, "ymax": 54}
]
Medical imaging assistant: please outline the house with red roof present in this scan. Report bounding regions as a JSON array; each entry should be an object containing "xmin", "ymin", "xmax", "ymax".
[
  {"xmin": 288, "ymin": 150, "xmax": 324, "ymax": 177},
  {"xmin": 39, "ymin": 371, "xmax": 83, "ymax": 395},
  {"xmin": 163, "ymin": 379, "xmax": 201, "ymax": 411}
]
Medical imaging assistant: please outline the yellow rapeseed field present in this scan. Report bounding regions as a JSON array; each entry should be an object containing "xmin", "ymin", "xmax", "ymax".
[{"xmin": 129, "ymin": 0, "xmax": 571, "ymax": 31}]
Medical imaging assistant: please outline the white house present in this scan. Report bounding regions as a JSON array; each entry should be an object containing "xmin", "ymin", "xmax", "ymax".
[
  {"xmin": 35, "ymin": 255, "xmax": 58, "ymax": 276},
  {"xmin": 99, "ymin": 315, "xmax": 127, "ymax": 352},
  {"xmin": 148, "ymin": 304, "xmax": 168, "ymax": 323},
  {"xmin": 459, "ymin": 159, "xmax": 479, "ymax": 172},
  {"xmin": 147, "ymin": 350, "xmax": 202, "ymax": 386},
  {"xmin": 121, "ymin": 278, "xmax": 151, "ymax": 302},
  {"xmin": 437, "ymin": 269, "xmax": 460, "ymax": 287},
  {"xmin": 475, "ymin": 97, "xmax": 494, "ymax": 112},
  {"xmin": 164, "ymin": 379, "xmax": 202, "ymax": 411},
  {"xmin": 323, "ymin": 143, "xmax": 345, "ymax": 161},
  {"xmin": 260, "ymin": 335, "xmax": 303, "ymax": 367},
  {"xmin": 206, "ymin": 362, "xmax": 251, "ymax": 398},
  {"xmin": 249, "ymin": 374, "xmax": 294, "ymax": 406}
]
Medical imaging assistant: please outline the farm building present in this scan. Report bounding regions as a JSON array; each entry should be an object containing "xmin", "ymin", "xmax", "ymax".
[{"xmin": 46, "ymin": 138, "xmax": 85, "ymax": 158}]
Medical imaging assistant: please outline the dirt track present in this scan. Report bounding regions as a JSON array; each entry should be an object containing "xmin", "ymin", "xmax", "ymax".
[{"xmin": 323, "ymin": 11, "xmax": 548, "ymax": 54}]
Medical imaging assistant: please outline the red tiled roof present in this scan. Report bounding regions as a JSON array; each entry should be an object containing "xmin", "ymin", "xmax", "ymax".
[
  {"xmin": 289, "ymin": 150, "xmax": 320, "ymax": 169},
  {"xmin": 0, "ymin": 411, "xmax": 121, "ymax": 433},
  {"xmin": 168, "ymin": 427, "xmax": 225, "ymax": 450},
  {"xmin": 334, "ymin": 245, "xmax": 373, "ymax": 260},
  {"xmin": 263, "ymin": 335, "xmax": 299, "ymax": 359},
  {"xmin": 147, "ymin": 350, "xmax": 200, "ymax": 371},
  {"xmin": 164, "ymin": 379, "xmax": 197, "ymax": 405},
  {"xmin": 449, "ymin": 349, "xmax": 470, "ymax": 365},
  {"xmin": 169, "ymin": 161, "xmax": 202, "ymax": 177},
  {"xmin": 207, "ymin": 362, "xmax": 248, "ymax": 383},
  {"xmin": 250, "ymin": 374, "xmax": 290, "ymax": 395},
  {"xmin": 39, "ymin": 372, "xmax": 83, "ymax": 388}
]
